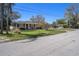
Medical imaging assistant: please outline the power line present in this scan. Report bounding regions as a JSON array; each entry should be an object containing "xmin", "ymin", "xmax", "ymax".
[
  {"xmin": 13, "ymin": 7, "xmax": 54, "ymax": 17},
  {"xmin": 14, "ymin": 7, "xmax": 42, "ymax": 15},
  {"xmin": 20, "ymin": 5, "xmax": 43, "ymax": 13}
]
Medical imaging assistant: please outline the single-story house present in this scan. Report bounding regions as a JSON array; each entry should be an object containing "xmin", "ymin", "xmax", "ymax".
[{"xmin": 13, "ymin": 21, "xmax": 46, "ymax": 30}]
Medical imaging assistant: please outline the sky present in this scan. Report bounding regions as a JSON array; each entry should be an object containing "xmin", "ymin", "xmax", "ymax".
[{"xmin": 13, "ymin": 3, "xmax": 71, "ymax": 24}]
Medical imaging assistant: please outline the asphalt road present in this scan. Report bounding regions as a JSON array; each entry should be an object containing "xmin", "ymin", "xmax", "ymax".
[{"xmin": 0, "ymin": 30, "xmax": 79, "ymax": 56}]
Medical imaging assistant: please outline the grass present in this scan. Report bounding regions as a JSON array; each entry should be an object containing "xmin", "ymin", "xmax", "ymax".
[{"xmin": 0, "ymin": 28, "xmax": 72, "ymax": 41}]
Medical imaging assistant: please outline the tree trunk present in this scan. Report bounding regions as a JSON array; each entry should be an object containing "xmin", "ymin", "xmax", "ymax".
[
  {"xmin": 4, "ymin": 4, "xmax": 12, "ymax": 34},
  {"xmin": 0, "ymin": 4, "xmax": 4, "ymax": 34}
]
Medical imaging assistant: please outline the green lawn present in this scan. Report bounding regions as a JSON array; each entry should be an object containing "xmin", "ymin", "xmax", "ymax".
[{"xmin": 0, "ymin": 28, "xmax": 72, "ymax": 41}]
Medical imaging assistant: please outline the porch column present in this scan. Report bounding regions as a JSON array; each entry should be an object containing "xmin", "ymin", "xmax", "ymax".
[
  {"xmin": 28, "ymin": 24, "xmax": 29, "ymax": 29},
  {"xmin": 16, "ymin": 24, "xmax": 17, "ymax": 28},
  {"xmin": 34, "ymin": 24, "xmax": 36, "ymax": 29},
  {"xmin": 25, "ymin": 24, "xmax": 26, "ymax": 30}
]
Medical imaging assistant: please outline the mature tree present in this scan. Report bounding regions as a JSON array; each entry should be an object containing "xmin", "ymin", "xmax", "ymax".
[
  {"xmin": 30, "ymin": 16, "xmax": 35, "ymax": 22},
  {"xmin": 10, "ymin": 12, "xmax": 21, "ymax": 25},
  {"xmin": 0, "ymin": 4, "xmax": 4, "ymax": 34},
  {"xmin": 57, "ymin": 19, "xmax": 66, "ymax": 25},
  {"xmin": 30, "ymin": 15, "xmax": 45, "ymax": 23},
  {"xmin": 30, "ymin": 15, "xmax": 47, "ymax": 29},
  {"xmin": 0, "ymin": 3, "xmax": 20, "ymax": 34},
  {"xmin": 65, "ymin": 4, "xmax": 79, "ymax": 28},
  {"xmin": 52, "ymin": 21, "xmax": 58, "ymax": 28},
  {"xmin": 3, "ymin": 3, "xmax": 14, "ymax": 34},
  {"xmin": 35, "ymin": 15, "xmax": 45, "ymax": 23}
]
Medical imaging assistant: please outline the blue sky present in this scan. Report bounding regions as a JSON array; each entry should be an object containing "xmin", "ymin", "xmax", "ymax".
[{"xmin": 13, "ymin": 3, "xmax": 71, "ymax": 24}]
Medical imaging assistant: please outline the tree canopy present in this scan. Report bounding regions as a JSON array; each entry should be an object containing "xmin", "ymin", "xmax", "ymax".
[{"xmin": 65, "ymin": 4, "xmax": 79, "ymax": 28}]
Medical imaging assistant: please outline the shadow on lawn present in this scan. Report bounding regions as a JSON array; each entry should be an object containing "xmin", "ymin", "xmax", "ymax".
[
  {"xmin": 20, "ymin": 33, "xmax": 48, "ymax": 43},
  {"xmin": 0, "ymin": 33, "xmax": 48, "ymax": 43},
  {"xmin": 0, "ymin": 30, "xmax": 66, "ymax": 43}
]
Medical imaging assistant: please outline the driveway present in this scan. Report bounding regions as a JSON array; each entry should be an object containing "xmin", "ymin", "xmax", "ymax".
[{"xmin": 0, "ymin": 30, "xmax": 79, "ymax": 56}]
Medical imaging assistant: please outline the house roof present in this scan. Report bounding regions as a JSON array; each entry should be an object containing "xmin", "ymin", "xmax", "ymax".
[{"xmin": 15, "ymin": 21, "xmax": 38, "ymax": 24}]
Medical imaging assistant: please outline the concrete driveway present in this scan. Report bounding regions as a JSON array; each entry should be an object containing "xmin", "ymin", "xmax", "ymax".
[{"xmin": 0, "ymin": 30, "xmax": 79, "ymax": 56}]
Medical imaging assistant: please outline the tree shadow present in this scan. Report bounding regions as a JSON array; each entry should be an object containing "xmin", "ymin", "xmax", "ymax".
[
  {"xmin": 21, "ymin": 38, "xmax": 37, "ymax": 43},
  {"xmin": 0, "ymin": 32, "xmax": 54, "ymax": 44},
  {"xmin": 20, "ymin": 33, "xmax": 47, "ymax": 43}
]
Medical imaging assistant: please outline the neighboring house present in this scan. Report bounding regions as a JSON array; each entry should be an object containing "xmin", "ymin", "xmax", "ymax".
[{"xmin": 13, "ymin": 21, "xmax": 45, "ymax": 30}]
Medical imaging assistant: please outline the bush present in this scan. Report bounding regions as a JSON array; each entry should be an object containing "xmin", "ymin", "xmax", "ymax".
[
  {"xmin": 75, "ymin": 24, "xmax": 79, "ymax": 28},
  {"xmin": 63, "ymin": 24, "xmax": 69, "ymax": 28},
  {"xmin": 14, "ymin": 28, "xmax": 21, "ymax": 34}
]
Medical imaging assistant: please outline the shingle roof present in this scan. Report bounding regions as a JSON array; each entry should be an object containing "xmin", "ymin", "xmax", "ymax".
[{"xmin": 15, "ymin": 21, "xmax": 38, "ymax": 24}]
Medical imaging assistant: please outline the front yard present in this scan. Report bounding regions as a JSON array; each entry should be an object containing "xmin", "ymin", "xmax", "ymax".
[{"xmin": 0, "ymin": 28, "xmax": 74, "ymax": 42}]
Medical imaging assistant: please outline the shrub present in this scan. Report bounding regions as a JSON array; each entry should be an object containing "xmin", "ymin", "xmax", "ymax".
[
  {"xmin": 75, "ymin": 24, "xmax": 79, "ymax": 28},
  {"xmin": 14, "ymin": 28, "xmax": 21, "ymax": 34},
  {"xmin": 63, "ymin": 24, "xmax": 69, "ymax": 28}
]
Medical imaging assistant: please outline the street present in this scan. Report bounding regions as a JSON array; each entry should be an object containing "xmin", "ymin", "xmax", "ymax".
[{"xmin": 0, "ymin": 30, "xmax": 79, "ymax": 56}]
